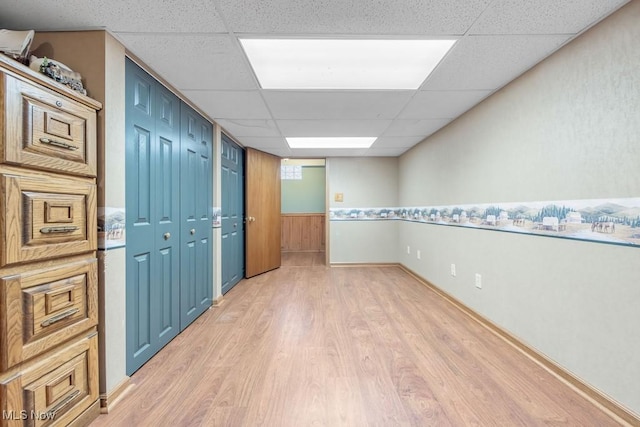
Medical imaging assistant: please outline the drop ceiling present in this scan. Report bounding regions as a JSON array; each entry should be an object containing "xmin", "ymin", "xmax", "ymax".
[{"xmin": 0, "ymin": 0, "xmax": 630, "ymax": 158}]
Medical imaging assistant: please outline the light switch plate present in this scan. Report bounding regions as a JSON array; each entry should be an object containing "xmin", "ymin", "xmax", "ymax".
[{"xmin": 334, "ymin": 193, "xmax": 344, "ymax": 202}]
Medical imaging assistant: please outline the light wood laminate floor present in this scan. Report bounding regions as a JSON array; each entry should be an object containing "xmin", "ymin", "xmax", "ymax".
[
  {"xmin": 92, "ymin": 265, "xmax": 621, "ymax": 426},
  {"xmin": 281, "ymin": 250, "xmax": 326, "ymax": 267}
]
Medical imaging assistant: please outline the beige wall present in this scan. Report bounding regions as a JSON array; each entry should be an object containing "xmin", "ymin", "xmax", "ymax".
[
  {"xmin": 398, "ymin": 1, "xmax": 640, "ymax": 415},
  {"xmin": 101, "ymin": 33, "xmax": 128, "ymax": 395},
  {"xmin": 32, "ymin": 31, "xmax": 130, "ymax": 397},
  {"xmin": 327, "ymin": 157, "xmax": 399, "ymax": 263}
]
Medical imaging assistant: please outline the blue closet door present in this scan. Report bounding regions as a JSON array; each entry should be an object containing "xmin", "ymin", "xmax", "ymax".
[
  {"xmin": 125, "ymin": 58, "xmax": 180, "ymax": 375},
  {"xmin": 221, "ymin": 134, "xmax": 245, "ymax": 294},
  {"xmin": 179, "ymin": 106, "xmax": 213, "ymax": 329}
]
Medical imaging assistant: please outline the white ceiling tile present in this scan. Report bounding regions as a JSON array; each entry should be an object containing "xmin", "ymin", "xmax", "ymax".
[
  {"xmin": 398, "ymin": 90, "xmax": 492, "ymax": 119},
  {"xmin": 234, "ymin": 137, "xmax": 287, "ymax": 149},
  {"xmin": 182, "ymin": 90, "xmax": 271, "ymax": 120},
  {"xmin": 382, "ymin": 119, "xmax": 451, "ymax": 137},
  {"xmin": 365, "ymin": 147, "xmax": 411, "ymax": 156},
  {"xmin": 217, "ymin": 0, "xmax": 490, "ymax": 34},
  {"xmin": 422, "ymin": 35, "xmax": 571, "ymax": 90},
  {"xmin": 292, "ymin": 148, "xmax": 369, "ymax": 158},
  {"xmin": 276, "ymin": 120, "xmax": 392, "ymax": 137},
  {"xmin": 263, "ymin": 91, "xmax": 413, "ymax": 120},
  {"xmin": 234, "ymin": 144, "xmax": 291, "ymax": 157},
  {"xmin": 117, "ymin": 33, "xmax": 257, "ymax": 90},
  {"xmin": 260, "ymin": 148, "xmax": 293, "ymax": 157},
  {"xmin": 216, "ymin": 119, "xmax": 281, "ymax": 137},
  {"xmin": 470, "ymin": 0, "xmax": 630, "ymax": 35},
  {"xmin": 0, "ymin": 0, "xmax": 227, "ymax": 32},
  {"xmin": 237, "ymin": 143, "xmax": 292, "ymax": 157},
  {"xmin": 371, "ymin": 136, "xmax": 425, "ymax": 149}
]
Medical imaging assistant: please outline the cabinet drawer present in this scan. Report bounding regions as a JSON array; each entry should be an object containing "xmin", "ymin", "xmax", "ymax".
[
  {"xmin": 0, "ymin": 258, "xmax": 97, "ymax": 370},
  {"xmin": 1, "ymin": 73, "xmax": 97, "ymax": 177},
  {"xmin": 0, "ymin": 172, "xmax": 97, "ymax": 267},
  {"xmin": 0, "ymin": 333, "xmax": 98, "ymax": 427}
]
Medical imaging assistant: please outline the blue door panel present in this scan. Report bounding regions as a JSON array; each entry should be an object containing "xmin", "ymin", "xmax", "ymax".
[
  {"xmin": 180, "ymin": 106, "xmax": 213, "ymax": 330},
  {"xmin": 221, "ymin": 134, "xmax": 244, "ymax": 294},
  {"xmin": 158, "ymin": 246, "xmax": 173, "ymax": 337},
  {"xmin": 186, "ymin": 241, "xmax": 196, "ymax": 314},
  {"xmin": 127, "ymin": 59, "xmax": 213, "ymax": 374},
  {"xmin": 199, "ymin": 155, "xmax": 209, "ymax": 219},
  {"xmin": 126, "ymin": 58, "xmax": 180, "ymax": 375},
  {"xmin": 158, "ymin": 137, "xmax": 174, "ymax": 221},
  {"xmin": 198, "ymin": 237, "xmax": 210, "ymax": 305},
  {"xmin": 132, "ymin": 252, "xmax": 150, "ymax": 357},
  {"xmin": 133, "ymin": 79, "xmax": 152, "ymax": 116},
  {"xmin": 133, "ymin": 126, "xmax": 151, "ymax": 224}
]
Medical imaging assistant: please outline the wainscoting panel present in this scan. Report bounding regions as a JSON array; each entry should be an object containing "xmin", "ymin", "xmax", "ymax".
[{"xmin": 281, "ymin": 214, "xmax": 325, "ymax": 251}]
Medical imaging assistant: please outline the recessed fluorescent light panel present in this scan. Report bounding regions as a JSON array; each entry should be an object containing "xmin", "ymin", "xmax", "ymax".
[
  {"xmin": 240, "ymin": 38, "xmax": 456, "ymax": 90},
  {"xmin": 286, "ymin": 137, "xmax": 376, "ymax": 149}
]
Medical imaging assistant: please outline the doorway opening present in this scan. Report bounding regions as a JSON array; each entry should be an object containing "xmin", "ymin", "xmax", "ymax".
[{"xmin": 280, "ymin": 158, "xmax": 326, "ymax": 267}]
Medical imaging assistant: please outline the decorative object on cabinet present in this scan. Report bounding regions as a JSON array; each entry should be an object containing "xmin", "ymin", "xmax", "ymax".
[
  {"xmin": 0, "ymin": 29, "xmax": 34, "ymax": 63},
  {"xmin": 29, "ymin": 55, "xmax": 87, "ymax": 95},
  {"xmin": 0, "ymin": 53, "xmax": 101, "ymax": 426}
]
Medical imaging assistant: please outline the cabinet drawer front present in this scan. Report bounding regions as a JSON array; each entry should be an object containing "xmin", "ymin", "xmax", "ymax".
[
  {"xmin": 25, "ymin": 192, "xmax": 86, "ymax": 246},
  {"xmin": 1, "ymin": 73, "xmax": 97, "ymax": 177},
  {"xmin": 0, "ymin": 333, "xmax": 99, "ymax": 427},
  {"xmin": 0, "ymin": 258, "xmax": 98, "ymax": 370},
  {"xmin": 24, "ymin": 354, "xmax": 88, "ymax": 427},
  {"xmin": 0, "ymin": 172, "xmax": 96, "ymax": 267}
]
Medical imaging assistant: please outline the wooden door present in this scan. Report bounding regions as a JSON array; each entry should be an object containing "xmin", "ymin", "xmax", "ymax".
[
  {"xmin": 245, "ymin": 148, "xmax": 281, "ymax": 278},
  {"xmin": 221, "ymin": 134, "xmax": 245, "ymax": 293},
  {"xmin": 125, "ymin": 58, "xmax": 180, "ymax": 375},
  {"xmin": 179, "ymin": 106, "xmax": 213, "ymax": 330}
]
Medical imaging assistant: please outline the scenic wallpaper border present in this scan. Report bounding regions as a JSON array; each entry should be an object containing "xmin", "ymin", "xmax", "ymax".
[
  {"xmin": 213, "ymin": 207, "xmax": 222, "ymax": 228},
  {"xmin": 98, "ymin": 207, "xmax": 126, "ymax": 250},
  {"xmin": 99, "ymin": 207, "xmax": 224, "ymax": 249},
  {"xmin": 329, "ymin": 197, "xmax": 640, "ymax": 248}
]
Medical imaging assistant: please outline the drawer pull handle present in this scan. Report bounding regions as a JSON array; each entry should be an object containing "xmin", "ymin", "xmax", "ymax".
[
  {"xmin": 190, "ymin": 228, "xmax": 196, "ymax": 235},
  {"xmin": 39, "ymin": 137, "xmax": 79, "ymax": 151},
  {"xmin": 47, "ymin": 390, "xmax": 80, "ymax": 417},
  {"xmin": 41, "ymin": 308, "xmax": 80, "ymax": 327},
  {"xmin": 40, "ymin": 226, "xmax": 79, "ymax": 234}
]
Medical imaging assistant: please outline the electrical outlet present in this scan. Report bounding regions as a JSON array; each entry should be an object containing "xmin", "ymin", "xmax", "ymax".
[
  {"xmin": 407, "ymin": 245, "xmax": 410, "ymax": 254},
  {"xmin": 450, "ymin": 263, "xmax": 456, "ymax": 277},
  {"xmin": 475, "ymin": 273, "xmax": 482, "ymax": 289},
  {"xmin": 417, "ymin": 250, "xmax": 421, "ymax": 260}
]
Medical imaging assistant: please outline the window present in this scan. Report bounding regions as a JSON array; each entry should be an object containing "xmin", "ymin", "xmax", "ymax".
[{"xmin": 281, "ymin": 165, "xmax": 302, "ymax": 180}]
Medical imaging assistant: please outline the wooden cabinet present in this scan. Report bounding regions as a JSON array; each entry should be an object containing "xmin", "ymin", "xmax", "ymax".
[{"xmin": 0, "ymin": 55, "xmax": 101, "ymax": 426}]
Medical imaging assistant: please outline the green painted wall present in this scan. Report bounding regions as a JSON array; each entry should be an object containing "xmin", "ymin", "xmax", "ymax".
[{"xmin": 282, "ymin": 166, "xmax": 326, "ymax": 213}]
